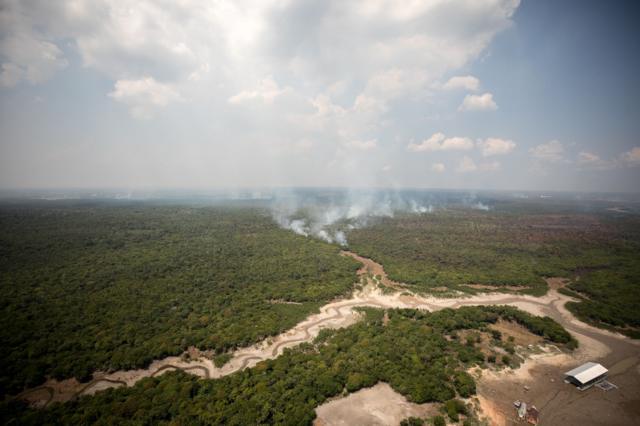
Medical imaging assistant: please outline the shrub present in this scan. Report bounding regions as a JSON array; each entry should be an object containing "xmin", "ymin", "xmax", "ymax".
[
  {"xmin": 401, "ymin": 417, "xmax": 425, "ymax": 426},
  {"xmin": 432, "ymin": 415, "xmax": 446, "ymax": 426}
]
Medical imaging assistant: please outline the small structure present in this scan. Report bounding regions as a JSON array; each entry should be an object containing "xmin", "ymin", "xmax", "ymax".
[
  {"xmin": 595, "ymin": 380, "xmax": 618, "ymax": 391},
  {"xmin": 564, "ymin": 362, "xmax": 608, "ymax": 390},
  {"xmin": 517, "ymin": 401, "xmax": 527, "ymax": 419}
]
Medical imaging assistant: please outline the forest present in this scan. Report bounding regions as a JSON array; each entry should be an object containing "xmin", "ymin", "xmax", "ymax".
[
  {"xmin": 346, "ymin": 206, "xmax": 640, "ymax": 336},
  {"xmin": 0, "ymin": 197, "xmax": 636, "ymax": 419},
  {"xmin": 0, "ymin": 202, "xmax": 360, "ymax": 396},
  {"xmin": 1, "ymin": 305, "xmax": 576, "ymax": 425}
]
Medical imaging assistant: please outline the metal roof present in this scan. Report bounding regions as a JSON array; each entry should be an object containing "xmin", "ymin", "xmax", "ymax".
[{"xmin": 564, "ymin": 362, "xmax": 608, "ymax": 384}]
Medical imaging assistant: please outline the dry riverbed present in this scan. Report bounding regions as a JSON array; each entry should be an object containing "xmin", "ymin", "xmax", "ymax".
[{"xmin": 16, "ymin": 251, "xmax": 640, "ymax": 426}]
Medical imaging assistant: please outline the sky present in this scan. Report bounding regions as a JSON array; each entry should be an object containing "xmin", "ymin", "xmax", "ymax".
[{"xmin": 1, "ymin": 0, "xmax": 639, "ymax": 192}]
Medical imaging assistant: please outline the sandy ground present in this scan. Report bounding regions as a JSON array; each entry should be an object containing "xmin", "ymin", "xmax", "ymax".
[
  {"xmin": 313, "ymin": 383, "xmax": 439, "ymax": 426},
  {"xmin": 16, "ymin": 251, "xmax": 640, "ymax": 426}
]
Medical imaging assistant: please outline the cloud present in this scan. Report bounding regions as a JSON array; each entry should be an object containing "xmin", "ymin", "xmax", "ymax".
[
  {"xmin": 459, "ymin": 92, "xmax": 498, "ymax": 111},
  {"xmin": 575, "ymin": 148, "xmax": 640, "ymax": 171},
  {"xmin": 108, "ymin": 77, "xmax": 182, "ymax": 119},
  {"xmin": 228, "ymin": 77, "xmax": 290, "ymax": 105},
  {"xmin": 0, "ymin": 34, "xmax": 68, "ymax": 87},
  {"xmin": 529, "ymin": 140, "xmax": 564, "ymax": 162},
  {"xmin": 456, "ymin": 156, "xmax": 500, "ymax": 173},
  {"xmin": 408, "ymin": 132, "xmax": 473, "ymax": 152},
  {"xmin": 621, "ymin": 147, "xmax": 640, "ymax": 167},
  {"xmin": 479, "ymin": 160, "xmax": 501, "ymax": 172},
  {"xmin": 578, "ymin": 151, "xmax": 601, "ymax": 165},
  {"xmin": 456, "ymin": 156, "xmax": 477, "ymax": 173},
  {"xmin": 364, "ymin": 68, "xmax": 428, "ymax": 101},
  {"xmin": 347, "ymin": 139, "xmax": 377, "ymax": 151},
  {"xmin": 0, "ymin": 0, "xmax": 521, "ymax": 188},
  {"xmin": 477, "ymin": 138, "xmax": 516, "ymax": 156},
  {"xmin": 443, "ymin": 75, "xmax": 479, "ymax": 91},
  {"xmin": 431, "ymin": 163, "xmax": 445, "ymax": 173}
]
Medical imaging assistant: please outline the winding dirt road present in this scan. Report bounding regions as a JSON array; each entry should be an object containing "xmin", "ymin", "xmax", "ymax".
[{"xmin": 15, "ymin": 251, "xmax": 640, "ymax": 424}]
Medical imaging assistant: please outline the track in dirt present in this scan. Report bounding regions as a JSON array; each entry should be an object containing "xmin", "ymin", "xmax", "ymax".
[{"xmin": 150, "ymin": 364, "xmax": 210, "ymax": 379}]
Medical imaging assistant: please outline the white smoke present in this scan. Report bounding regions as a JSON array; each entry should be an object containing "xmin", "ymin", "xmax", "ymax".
[
  {"xmin": 471, "ymin": 202, "xmax": 490, "ymax": 211},
  {"xmin": 409, "ymin": 200, "xmax": 434, "ymax": 214},
  {"xmin": 288, "ymin": 219, "xmax": 309, "ymax": 236},
  {"xmin": 334, "ymin": 231, "xmax": 347, "ymax": 246},
  {"xmin": 270, "ymin": 190, "xmax": 436, "ymax": 246}
]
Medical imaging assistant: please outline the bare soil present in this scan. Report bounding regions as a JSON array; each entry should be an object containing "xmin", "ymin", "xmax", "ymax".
[
  {"xmin": 313, "ymin": 382, "xmax": 439, "ymax": 426},
  {"xmin": 490, "ymin": 319, "xmax": 544, "ymax": 347},
  {"xmin": 465, "ymin": 284, "xmax": 529, "ymax": 292}
]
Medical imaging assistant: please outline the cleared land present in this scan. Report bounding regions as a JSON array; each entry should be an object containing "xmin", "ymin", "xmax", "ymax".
[{"xmin": 314, "ymin": 382, "xmax": 439, "ymax": 426}]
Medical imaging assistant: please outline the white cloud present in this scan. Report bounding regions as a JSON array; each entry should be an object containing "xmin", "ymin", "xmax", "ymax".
[
  {"xmin": 456, "ymin": 156, "xmax": 477, "ymax": 173},
  {"xmin": 347, "ymin": 139, "xmax": 377, "ymax": 151},
  {"xmin": 0, "ymin": 34, "xmax": 68, "ymax": 87},
  {"xmin": 228, "ymin": 77, "xmax": 290, "ymax": 105},
  {"xmin": 364, "ymin": 68, "xmax": 428, "ymax": 101},
  {"xmin": 479, "ymin": 160, "xmax": 501, "ymax": 172},
  {"xmin": 108, "ymin": 77, "xmax": 182, "ymax": 119},
  {"xmin": 459, "ymin": 92, "xmax": 498, "ymax": 111},
  {"xmin": 443, "ymin": 75, "xmax": 479, "ymax": 91},
  {"xmin": 442, "ymin": 137, "xmax": 474, "ymax": 151},
  {"xmin": 408, "ymin": 133, "xmax": 473, "ymax": 152},
  {"xmin": 477, "ymin": 138, "xmax": 516, "ymax": 156},
  {"xmin": 456, "ymin": 156, "xmax": 500, "ymax": 173},
  {"xmin": 576, "ymin": 151, "xmax": 615, "ymax": 171},
  {"xmin": 431, "ymin": 163, "xmax": 445, "ymax": 173},
  {"xmin": 0, "ymin": 0, "xmax": 522, "ymax": 187},
  {"xmin": 529, "ymin": 140, "xmax": 564, "ymax": 162},
  {"xmin": 578, "ymin": 151, "xmax": 601, "ymax": 165},
  {"xmin": 621, "ymin": 147, "xmax": 640, "ymax": 167}
]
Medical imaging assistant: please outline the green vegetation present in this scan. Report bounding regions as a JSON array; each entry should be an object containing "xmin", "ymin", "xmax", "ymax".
[
  {"xmin": 432, "ymin": 416, "xmax": 446, "ymax": 426},
  {"xmin": 443, "ymin": 398, "xmax": 467, "ymax": 422},
  {"xmin": 400, "ymin": 417, "xmax": 425, "ymax": 426},
  {"xmin": 347, "ymin": 209, "xmax": 640, "ymax": 335},
  {"xmin": 1, "ymin": 306, "xmax": 575, "ymax": 425},
  {"xmin": 212, "ymin": 353, "xmax": 232, "ymax": 368},
  {"xmin": 0, "ymin": 203, "xmax": 360, "ymax": 395},
  {"xmin": 564, "ymin": 260, "xmax": 640, "ymax": 339}
]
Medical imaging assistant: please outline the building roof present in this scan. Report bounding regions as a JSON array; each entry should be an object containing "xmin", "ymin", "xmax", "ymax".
[{"xmin": 564, "ymin": 362, "xmax": 608, "ymax": 384}]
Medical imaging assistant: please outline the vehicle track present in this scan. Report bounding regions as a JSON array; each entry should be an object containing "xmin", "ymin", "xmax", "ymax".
[
  {"xmin": 74, "ymin": 378, "xmax": 127, "ymax": 398},
  {"xmin": 150, "ymin": 364, "xmax": 210, "ymax": 379},
  {"xmin": 14, "ymin": 386, "xmax": 55, "ymax": 408},
  {"xmin": 237, "ymin": 356, "xmax": 263, "ymax": 370}
]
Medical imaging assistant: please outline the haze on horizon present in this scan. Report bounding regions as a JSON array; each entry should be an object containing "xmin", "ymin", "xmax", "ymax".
[{"xmin": 1, "ymin": 0, "xmax": 639, "ymax": 193}]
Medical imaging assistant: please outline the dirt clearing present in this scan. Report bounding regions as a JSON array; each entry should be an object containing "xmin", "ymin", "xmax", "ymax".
[{"xmin": 314, "ymin": 382, "xmax": 439, "ymax": 426}]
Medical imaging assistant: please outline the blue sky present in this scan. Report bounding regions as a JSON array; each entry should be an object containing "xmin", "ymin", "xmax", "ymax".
[{"xmin": 1, "ymin": 0, "xmax": 639, "ymax": 192}]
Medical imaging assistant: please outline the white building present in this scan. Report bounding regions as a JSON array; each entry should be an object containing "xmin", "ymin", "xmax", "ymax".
[{"xmin": 564, "ymin": 362, "xmax": 608, "ymax": 390}]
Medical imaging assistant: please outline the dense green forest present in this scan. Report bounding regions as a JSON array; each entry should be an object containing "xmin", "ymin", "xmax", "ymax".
[
  {"xmin": 0, "ymin": 203, "xmax": 360, "ymax": 396},
  {"xmin": 1, "ymin": 306, "xmax": 575, "ymax": 425},
  {"xmin": 347, "ymin": 209, "xmax": 640, "ymax": 336},
  {"xmin": 1, "ymin": 197, "xmax": 637, "ymax": 417},
  {"xmin": 562, "ymin": 259, "xmax": 640, "ymax": 339}
]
